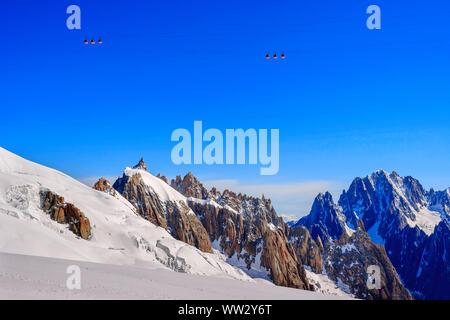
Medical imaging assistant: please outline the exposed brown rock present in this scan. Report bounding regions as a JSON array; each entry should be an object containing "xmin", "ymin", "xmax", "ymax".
[
  {"xmin": 170, "ymin": 172, "xmax": 210, "ymax": 200},
  {"xmin": 178, "ymin": 172, "xmax": 312, "ymax": 290},
  {"xmin": 288, "ymin": 225, "xmax": 323, "ymax": 273},
  {"xmin": 113, "ymin": 163, "xmax": 213, "ymax": 253},
  {"xmin": 116, "ymin": 173, "xmax": 167, "ymax": 227},
  {"xmin": 93, "ymin": 178, "xmax": 117, "ymax": 196},
  {"xmin": 261, "ymin": 227, "xmax": 311, "ymax": 290},
  {"xmin": 40, "ymin": 190, "xmax": 91, "ymax": 240},
  {"xmin": 166, "ymin": 201, "xmax": 212, "ymax": 253},
  {"xmin": 133, "ymin": 157, "xmax": 148, "ymax": 171},
  {"xmin": 156, "ymin": 174, "xmax": 169, "ymax": 184}
]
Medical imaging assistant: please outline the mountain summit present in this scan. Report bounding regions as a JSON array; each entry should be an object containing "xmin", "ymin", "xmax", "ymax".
[
  {"xmin": 297, "ymin": 169, "xmax": 449, "ymax": 300},
  {"xmin": 133, "ymin": 157, "xmax": 148, "ymax": 171}
]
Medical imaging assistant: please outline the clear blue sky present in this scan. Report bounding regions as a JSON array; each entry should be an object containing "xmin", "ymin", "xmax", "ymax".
[{"xmin": 1, "ymin": 1, "xmax": 449, "ymax": 217}]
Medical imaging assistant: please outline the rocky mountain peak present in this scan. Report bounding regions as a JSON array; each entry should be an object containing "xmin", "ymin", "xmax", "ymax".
[
  {"xmin": 316, "ymin": 191, "xmax": 333, "ymax": 203},
  {"xmin": 171, "ymin": 171, "xmax": 210, "ymax": 200},
  {"xmin": 326, "ymin": 170, "xmax": 449, "ymax": 299},
  {"xmin": 309, "ymin": 192, "xmax": 339, "ymax": 220},
  {"xmin": 296, "ymin": 191, "xmax": 346, "ymax": 244},
  {"xmin": 112, "ymin": 170, "xmax": 213, "ymax": 254},
  {"xmin": 133, "ymin": 157, "xmax": 148, "ymax": 171}
]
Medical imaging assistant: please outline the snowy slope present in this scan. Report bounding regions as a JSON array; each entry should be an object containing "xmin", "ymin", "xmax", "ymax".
[
  {"xmin": 0, "ymin": 252, "xmax": 350, "ymax": 300},
  {"xmin": 0, "ymin": 147, "xmax": 250, "ymax": 281},
  {"xmin": 124, "ymin": 167, "xmax": 187, "ymax": 203}
]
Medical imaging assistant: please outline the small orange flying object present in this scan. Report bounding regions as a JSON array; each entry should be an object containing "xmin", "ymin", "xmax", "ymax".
[
  {"xmin": 85, "ymin": 38, "xmax": 102, "ymax": 44},
  {"xmin": 265, "ymin": 53, "xmax": 286, "ymax": 59}
]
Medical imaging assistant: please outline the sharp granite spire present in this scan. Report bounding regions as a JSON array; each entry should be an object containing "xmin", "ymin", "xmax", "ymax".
[{"xmin": 133, "ymin": 157, "xmax": 148, "ymax": 171}]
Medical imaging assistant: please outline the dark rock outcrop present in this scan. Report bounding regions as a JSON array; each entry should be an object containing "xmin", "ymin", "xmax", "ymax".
[
  {"xmin": 322, "ymin": 220, "xmax": 413, "ymax": 300},
  {"xmin": 40, "ymin": 190, "xmax": 91, "ymax": 240},
  {"xmin": 93, "ymin": 178, "xmax": 117, "ymax": 196},
  {"xmin": 133, "ymin": 157, "xmax": 148, "ymax": 171},
  {"xmin": 261, "ymin": 227, "xmax": 311, "ymax": 290},
  {"xmin": 287, "ymin": 225, "xmax": 323, "ymax": 273},
  {"xmin": 296, "ymin": 192, "xmax": 347, "ymax": 245},
  {"xmin": 412, "ymin": 220, "xmax": 450, "ymax": 299}
]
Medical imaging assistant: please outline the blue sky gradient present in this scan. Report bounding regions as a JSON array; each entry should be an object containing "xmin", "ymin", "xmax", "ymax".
[{"xmin": 1, "ymin": 1, "xmax": 449, "ymax": 217}]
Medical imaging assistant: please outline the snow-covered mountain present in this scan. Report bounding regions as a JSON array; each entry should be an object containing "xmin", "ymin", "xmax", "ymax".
[
  {"xmin": 169, "ymin": 172, "xmax": 312, "ymax": 291},
  {"xmin": 296, "ymin": 170, "xmax": 450, "ymax": 300},
  {"xmin": 2, "ymin": 146, "xmax": 439, "ymax": 300},
  {"xmin": 338, "ymin": 170, "xmax": 445, "ymax": 239},
  {"xmin": 106, "ymin": 168, "xmax": 313, "ymax": 292},
  {"xmin": 0, "ymin": 147, "xmax": 251, "ymax": 282},
  {"xmin": 295, "ymin": 192, "xmax": 350, "ymax": 245},
  {"xmin": 168, "ymin": 171, "xmax": 411, "ymax": 299},
  {"xmin": 111, "ymin": 163, "xmax": 214, "ymax": 253}
]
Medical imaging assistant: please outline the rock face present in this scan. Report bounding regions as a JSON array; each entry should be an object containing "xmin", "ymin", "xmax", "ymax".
[
  {"xmin": 287, "ymin": 225, "xmax": 323, "ymax": 273},
  {"xmin": 428, "ymin": 188, "xmax": 450, "ymax": 217},
  {"xmin": 337, "ymin": 170, "xmax": 448, "ymax": 299},
  {"xmin": 322, "ymin": 220, "xmax": 413, "ymax": 300},
  {"xmin": 297, "ymin": 169, "xmax": 449, "ymax": 300},
  {"xmin": 93, "ymin": 178, "xmax": 117, "ymax": 196},
  {"xmin": 261, "ymin": 227, "xmax": 312, "ymax": 290},
  {"xmin": 40, "ymin": 190, "xmax": 91, "ymax": 240},
  {"xmin": 111, "ymin": 160, "xmax": 213, "ymax": 253},
  {"xmin": 295, "ymin": 192, "xmax": 347, "ymax": 245},
  {"xmin": 133, "ymin": 157, "xmax": 148, "ymax": 171},
  {"xmin": 171, "ymin": 172, "xmax": 210, "ymax": 200},
  {"xmin": 172, "ymin": 173, "xmax": 311, "ymax": 290},
  {"xmin": 114, "ymin": 173, "xmax": 166, "ymax": 226},
  {"xmin": 413, "ymin": 220, "xmax": 450, "ymax": 299},
  {"xmin": 156, "ymin": 174, "xmax": 169, "ymax": 184}
]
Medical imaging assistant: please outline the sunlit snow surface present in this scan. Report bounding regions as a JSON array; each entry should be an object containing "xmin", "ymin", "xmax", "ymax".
[
  {"xmin": 0, "ymin": 147, "xmax": 249, "ymax": 280},
  {"xmin": 0, "ymin": 252, "xmax": 351, "ymax": 300}
]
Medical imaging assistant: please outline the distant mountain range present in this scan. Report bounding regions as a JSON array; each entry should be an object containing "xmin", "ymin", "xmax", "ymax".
[
  {"xmin": 1, "ymin": 147, "xmax": 448, "ymax": 299},
  {"xmin": 295, "ymin": 170, "xmax": 449, "ymax": 299}
]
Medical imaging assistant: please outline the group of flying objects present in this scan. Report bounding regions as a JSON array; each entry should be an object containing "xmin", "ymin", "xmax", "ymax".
[
  {"xmin": 84, "ymin": 38, "xmax": 102, "ymax": 44},
  {"xmin": 82, "ymin": 39, "xmax": 286, "ymax": 59},
  {"xmin": 266, "ymin": 53, "xmax": 285, "ymax": 59}
]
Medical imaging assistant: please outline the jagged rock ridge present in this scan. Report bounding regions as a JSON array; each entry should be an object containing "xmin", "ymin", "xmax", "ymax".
[
  {"xmin": 297, "ymin": 169, "xmax": 449, "ymax": 300},
  {"xmin": 109, "ymin": 160, "xmax": 213, "ymax": 253}
]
